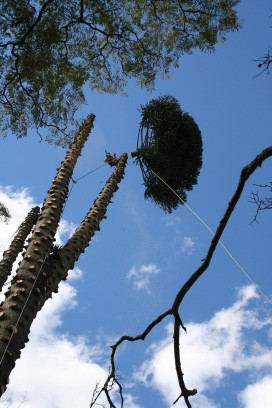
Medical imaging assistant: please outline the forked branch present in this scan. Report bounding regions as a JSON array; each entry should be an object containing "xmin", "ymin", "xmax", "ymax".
[
  {"xmin": 91, "ymin": 145, "xmax": 272, "ymax": 408},
  {"xmin": 250, "ymin": 182, "xmax": 272, "ymax": 224}
]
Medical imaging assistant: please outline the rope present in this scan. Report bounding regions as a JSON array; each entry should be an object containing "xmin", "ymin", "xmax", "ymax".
[
  {"xmin": 62, "ymin": 180, "xmax": 75, "ymax": 214},
  {"xmin": 149, "ymin": 167, "xmax": 272, "ymax": 306},
  {"xmin": 100, "ymin": 168, "xmax": 114, "ymax": 183},
  {"xmin": 74, "ymin": 164, "xmax": 106, "ymax": 182},
  {"xmin": 62, "ymin": 163, "xmax": 107, "ymax": 213},
  {"xmin": 0, "ymin": 226, "xmax": 20, "ymax": 254}
]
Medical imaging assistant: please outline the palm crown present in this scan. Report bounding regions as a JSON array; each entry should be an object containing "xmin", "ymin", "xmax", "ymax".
[{"xmin": 133, "ymin": 95, "xmax": 203, "ymax": 213}]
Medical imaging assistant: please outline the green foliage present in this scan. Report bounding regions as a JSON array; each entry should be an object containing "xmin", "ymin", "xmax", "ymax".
[
  {"xmin": 0, "ymin": 202, "xmax": 11, "ymax": 223},
  {"xmin": 0, "ymin": 0, "xmax": 241, "ymax": 145},
  {"xmin": 135, "ymin": 95, "xmax": 203, "ymax": 213}
]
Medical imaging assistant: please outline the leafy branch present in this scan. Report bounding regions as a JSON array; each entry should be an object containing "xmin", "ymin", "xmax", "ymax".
[
  {"xmin": 0, "ymin": 0, "xmax": 241, "ymax": 144},
  {"xmin": 0, "ymin": 0, "xmax": 55, "ymax": 49}
]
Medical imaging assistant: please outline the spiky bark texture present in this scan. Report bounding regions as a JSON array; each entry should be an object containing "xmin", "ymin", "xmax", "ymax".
[
  {"xmin": 0, "ymin": 207, "xmax": 40, "ymax": 292},
  {"xmin": 0, "ymin": 115, "xmax": 95, "ymax": 394},
  {"xmin": 23, "ymin": 153, "xmax": 128, "ymax": 309},
  {"xmin": 44, "ymin": 152, "xmax": 128, "ymax": 295}
]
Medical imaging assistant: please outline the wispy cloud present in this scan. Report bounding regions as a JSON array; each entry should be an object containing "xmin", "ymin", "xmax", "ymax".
[
  {"xmin": 181, "ymin": 236, "xmax": 196, "ymax": 255},
  {"xmin": 161, "ymin": 215, "xmax": 198, "ymax": 257},
  {"xmin": 127, "ymin": 264, "xmax": 160, "ymax": 294},
  {"xmin": 161, "ymin": 215, "xmax": 181, "ymax": 229},
  {"xmin": 135, "ymin": 285, "xmax": 272, "ymax": 407}
]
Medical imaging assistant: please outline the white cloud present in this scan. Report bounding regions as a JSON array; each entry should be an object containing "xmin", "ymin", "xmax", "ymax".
[
  {"xmin": 238, "ymin": 375, "xmax": 272, "ymax": 408},
  {"xmin": 55, "ymin": 219, "xmax": 78, "ymax": 246},
  {"xmin": 0, "ymin": 186, "xmax": 37, "ymax": 252},
  {"xmin": 127, "ymin": 264, "xmax": 160, "ymax": 294},
  {"xmin": 0, "ymin": 186, "xmax": 41, "ymax": 294},
  {"xmin": 0, "ymin": 185, "xmax": 77, "ymax": 253},
  {"xmin": 135, "ymin": 285, "xmax": 272, "ymax": 407},
  {"xmin": 2, "ymin": 279, "xmax": 109, "ymax": 408},
  {"xmin": 181, "ymin": 236, "xmax": 196, "ymax": 255}
]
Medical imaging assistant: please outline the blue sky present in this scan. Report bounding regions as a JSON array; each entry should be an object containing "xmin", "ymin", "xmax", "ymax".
[{"xmin": 0, "ymin": 1, "xmax": 272, "ymax": 407}]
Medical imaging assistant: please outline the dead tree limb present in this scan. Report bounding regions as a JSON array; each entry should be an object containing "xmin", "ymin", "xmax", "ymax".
[
  {"xmin": 94, "ymin": 145, "xmax": 272, "ymax": 408},
  {"xmin": 250, "ymin": 182, "xmax": 272, "ymax": 223}
]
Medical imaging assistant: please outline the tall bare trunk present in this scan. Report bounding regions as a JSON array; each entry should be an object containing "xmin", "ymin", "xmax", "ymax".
[
  {"xmin": 0, "ymin": 207, "xmax": 40, "ymax": 292},
  {"xmin": 0, "ymin": 114, "xmax": 95, "ymax": 394}
]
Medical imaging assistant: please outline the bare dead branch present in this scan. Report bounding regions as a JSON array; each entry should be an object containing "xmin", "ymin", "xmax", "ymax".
[
  {"xmin": 92, "ymin": 145, "xmax": 272, "ymax": 408},
  {"xmin": 90, "ymin": 309, "xmax": 172, "ymax": 407},
  {"xmin": 173, "ymin": 315, "xmax": 197, "ymax": 408},
  {"xmin": 250, "ymin": 182, "xmax": 272, "ymax": 223},
  {"xmin": 253, "ymin": 49, "xmax": 272, "ymax": 77}
]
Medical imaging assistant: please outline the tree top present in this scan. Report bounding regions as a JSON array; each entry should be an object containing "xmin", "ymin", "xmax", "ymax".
[
  {"xmin": 134, "ymin": 95, "xmax": 203, "ymax": 213},
  {"xmin": 0, "ymin": 0, "xmax": 241, "ymax": 145}
]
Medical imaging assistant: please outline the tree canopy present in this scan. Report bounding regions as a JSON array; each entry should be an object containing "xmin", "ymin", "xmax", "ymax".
[
  {"xmin": 134, "ymin": 95, "xmax": 203, "ymax": 213},
  {"xmin": 0, "ymin": 0, "xmax": 241, "ymax": 145}
]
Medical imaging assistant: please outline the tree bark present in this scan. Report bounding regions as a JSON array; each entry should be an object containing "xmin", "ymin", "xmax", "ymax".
[
  {"xmin": 0, "ymin": 207, "xmax": 40, "ymax": 292},
  {"xmin": 0, "ymin": 114, "xmax": 95, "ymax": 394},
  {"xmin": 41, "ymin": 152, "xmax": 128, "ymax": 301}
]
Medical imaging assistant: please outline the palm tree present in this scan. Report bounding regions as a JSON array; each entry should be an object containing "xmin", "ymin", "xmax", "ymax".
[
  {"xmin": 132, "ymin": 95, "xmax": 203, "ymax": 213},
  {"xmin": 0, "ymin": 96, "xmax": 203, "ymax": 395}
]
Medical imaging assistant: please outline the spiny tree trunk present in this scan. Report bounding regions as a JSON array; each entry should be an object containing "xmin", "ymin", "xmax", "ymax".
[
  {"xmin": 41, "ymin": 152, "xmax": 128, "ymax": 298},
  {"xmin": 0, "ymin": 113, "xmax": 128, "ymax": 395},
  {"xmin": 23, "ymin": 152, "xmax": 128, "ymax": 304},
  {"xmin": 0, "ymin": 114, "xmax": 95, "ymax": 394},
  {"xmin": 0, "ymin": 207, "xmax": 40, "ymax": 292},
  {"xmin": 0, "ymin": 153, "xmax": 128, "ymax": 394}
]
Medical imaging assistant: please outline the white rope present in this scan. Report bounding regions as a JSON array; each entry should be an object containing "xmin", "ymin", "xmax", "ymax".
[
  {"xmin": 149, "ymin": 168, "xmax": 272, "ymax": 306},
  {"xmin": 0, "ymin": 227, "xmax": 19, "ymax": 254}
]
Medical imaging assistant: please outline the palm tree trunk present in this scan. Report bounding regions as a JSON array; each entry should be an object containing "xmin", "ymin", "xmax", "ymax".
[
  {"xmin": 0, "ymin": 207, "xmax": 40, "ymax": 292},
  {"xmin": 0, "ymin": 114, "xmax": 95, "ymax": 394}
]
